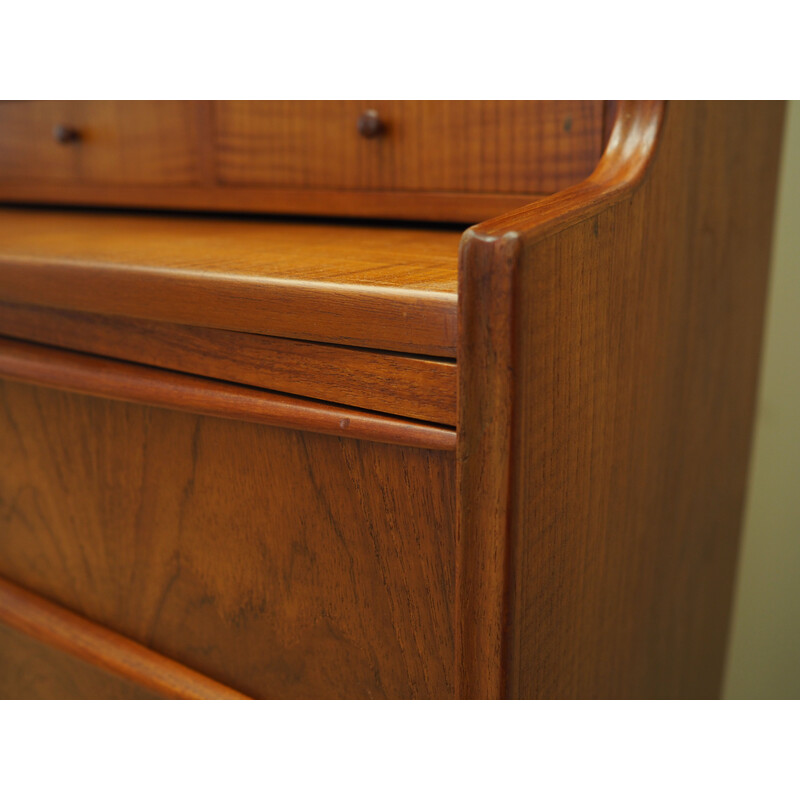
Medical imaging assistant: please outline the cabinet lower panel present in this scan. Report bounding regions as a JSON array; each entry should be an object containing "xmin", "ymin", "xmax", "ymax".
[
  {"xmin": 0, "ymin": 622, "xmax": 164, "ymax": 700},
  {"xmin": 0, "ymin": 379, "xmax": 456, "ymax": 699}
]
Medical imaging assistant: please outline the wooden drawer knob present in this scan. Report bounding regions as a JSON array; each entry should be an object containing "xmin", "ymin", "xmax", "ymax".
[
  {"xmin": 357, "ymin": 110, "xmax": 384, "ymax": 139},
  {"xmin": 53, "ymin": 124, "xmax": 81, "ymax": 144}
]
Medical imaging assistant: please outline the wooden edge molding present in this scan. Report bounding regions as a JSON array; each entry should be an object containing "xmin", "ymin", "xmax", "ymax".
[
  {"xmin": 455, "ymin": 101, "xmax": 667, "ymax": 699},
  {"xmin": 0, "ymin": 337, "xmax": 457, "ymax": 451},
  {"xmin": 0, "ymin": 576, "xmax": 249, "ymax": 700},
  {"xmin": 455, "ymin": 231, "xmax": 521, "ymax": 699},
  {"xmin": 0, "ymin": 301, "xmax": 458, "ymax": 426}
]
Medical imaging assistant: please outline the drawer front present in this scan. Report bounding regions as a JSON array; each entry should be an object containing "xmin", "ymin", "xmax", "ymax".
[
  {"xmin": 0, "ymin": 379, "xmax": 456, "ymax": 699},
  {"xmin": 0, "ymin": 576, "xmax": 248, "ymax": 699},
  {"xmin": 214, "ymin": 100, "xmax": 604, "ymax": 196},
  {"xmin": 0, "ymin": 101, "xmax": 202, "ymax": 185},
  {"xmin": 0, "ymin": 622, "xmax": 161, "ymax": 700},
  {"xmin": 0, "ymin": 101, "xmax": 605, "ymax": 222},
  {"xmin": 0, "ymin": 301, "xmax": 458, "ymax": 426}
]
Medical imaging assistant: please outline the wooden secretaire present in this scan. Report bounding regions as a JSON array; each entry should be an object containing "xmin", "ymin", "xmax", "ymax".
[{"xmin": 0, "ymin": 101, "xmax": 785, "ymax": 698}]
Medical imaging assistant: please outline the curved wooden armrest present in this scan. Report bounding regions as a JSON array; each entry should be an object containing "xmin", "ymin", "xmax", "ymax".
[{"xmin": 464, "ymin": 100, "xmax": 665, "ymax": 246}]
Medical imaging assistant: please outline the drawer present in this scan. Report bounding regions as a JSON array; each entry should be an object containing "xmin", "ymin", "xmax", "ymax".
[
  {"xmin": 0, "ymin": 301, "xmax": 458, "ymax": 426},
  {"xmin": 214, "ymin": 100, "xmax": 604, "ymax": 195},
  {"xmin": 0, "ymin": 101, "xmax": 606, "ymax": 222},
  {"xmin": 0, "ymin": 378, "xmax": 456, "ymax": 699},
  {"xmin": 0, "ymin": 101, "xmax": 202, "ymax": 186}
]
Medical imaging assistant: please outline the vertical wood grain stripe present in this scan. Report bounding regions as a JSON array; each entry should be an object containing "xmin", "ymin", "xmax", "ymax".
[{"xmin": 455, "ymin": 231, "xmax": 520, "ymax": 699}]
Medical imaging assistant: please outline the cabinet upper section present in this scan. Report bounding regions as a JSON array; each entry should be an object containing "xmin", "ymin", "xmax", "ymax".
[{"xmin": 0, "ymin": 101, "xmax": 607, "ymax": 223}]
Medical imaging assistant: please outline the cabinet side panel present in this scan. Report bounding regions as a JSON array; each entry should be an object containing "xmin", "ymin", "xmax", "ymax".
[
  {"xmin": 457, "ymin": 101, "xmax": 785, "ymax": 698},
  {"xmin": 511, "ymin": 102, "xmax": 784, "ymax": 698},
  {"xmin": 0, "ymin": 381, "xmax": 455, "ymax": 699}
]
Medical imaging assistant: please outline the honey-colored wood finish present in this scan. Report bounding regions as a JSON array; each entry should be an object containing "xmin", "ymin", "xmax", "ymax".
[
  {"xmin": 0, "ymin": 577, "xmax": 248, "ymax": 699},
  {"xmin": 0, "ymin": 208, "xmax": 460, "ymax": 356},
  {"xmin": 0, "ymin": 183, "xmax": 550, "ymax": 225},
  {"xmin": 0, "ymin": 101, "xmax": 604, "ymax": 223},
  {"xmin": 0, "ymin": 338, "xmax": 456, "ymax": 451},
  {"xmin": 0, "ymin": 623, "xmax": 162, "ymax": 700},
  {"xmin": 0, "ymin": 101, "xmax": 784, "ymax": 699},
  {"xmin": 456, "ymin": 101, "xmax": 785, "ymax": 698},
  {"xmin": 0, "ymin": 101, "xmax": 202, "ymax": 185},
  {"xmin": 0, "ymin": 302, "xmax": 457, "ymax": 426},
  {"xmin": 0, "ymin": 379, "xmax": 456, "ymax": 699},
  {"xmin": 214, "ymin": 101, "xmax": 603, "ymax": 195}
]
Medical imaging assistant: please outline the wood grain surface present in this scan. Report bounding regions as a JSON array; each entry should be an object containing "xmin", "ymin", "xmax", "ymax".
[
  {"xmin": 457, "ymin": 100, "xmax": 785, "ymax": 698},
  {"xmin": 0, "ymin": 101, "xmax": 604, "ymax": 223},
  {"xmin": 1, "ymin": 99, "xmax": 780, "ymax": 701},
  {"xmin": 0, "ymin": 379, "xmax": 456, "ymax": 699},
  {"xmin": 0, "ymin": 623, "xmax": 163, "ymax": 700},
  {"xmin": 0, "ymin": 208, "xmax": 460, "ymax": 356},
  {"xmin": 0, "ymin": 338, "xmax": 456, "ymax": 451},
  {"xmin": 0, "ymin": 577, "xmax": 248, "ymax": 699},
  {"xmin": 215, "ymin": 101, "xmax": 603, "ymax": 195},
  {"xmin": 0, "ymin": 301, "xmax": 457, "ymax": 426},
  {"xmin": 0, "ymin": 184, "xmax": 550, "ymax": 225},
  {"xmin": 0, "ymin": 101, "xmax": 202, "ymax": 185}
]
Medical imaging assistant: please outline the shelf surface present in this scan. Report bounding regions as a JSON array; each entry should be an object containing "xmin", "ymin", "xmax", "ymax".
[{"xmin": 0, "ymin": 208, "xmax": 461, "ymax": 356}]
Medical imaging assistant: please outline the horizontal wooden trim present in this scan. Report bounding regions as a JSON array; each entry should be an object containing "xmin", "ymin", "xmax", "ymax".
[
  {"xmin": 0, "ymin": 301, "xmax": 457, "ymax": 426},
  {"xmin": 0, "ymin": 182, "xmax": 547, "ymax": 225},
  {"xmin": 0, "ymin": 576, "xmax": 249, "ymax": 700},
  {"xmin": 0, "ymin": 337, "xmax": 457, "ymax": 450}
]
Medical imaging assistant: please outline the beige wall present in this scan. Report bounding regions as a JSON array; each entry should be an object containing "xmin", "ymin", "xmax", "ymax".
[{"xmin": 724, "ymin": 101, "xmax": 800, "ymax": 698}]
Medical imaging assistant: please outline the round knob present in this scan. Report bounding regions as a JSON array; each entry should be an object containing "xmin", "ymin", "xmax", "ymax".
[
  {"xmin": 53, "ymin": 124, "xmax": 81, "ymax": 144},
  {"xmin": 357, "ymin": 110, "xmax": 384, "ymax": 139}
]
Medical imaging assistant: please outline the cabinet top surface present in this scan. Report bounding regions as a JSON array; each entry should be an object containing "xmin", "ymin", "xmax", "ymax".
[{"xmin": 0, "ymin": 208, "xmax": 461, "ymax": 356}]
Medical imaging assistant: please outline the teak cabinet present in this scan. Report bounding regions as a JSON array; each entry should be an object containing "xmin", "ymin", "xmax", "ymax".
[{"xmin": 0, "ymin": 101, "xmax": 785, "ymax": 699}]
